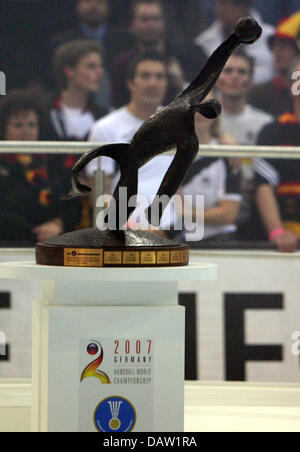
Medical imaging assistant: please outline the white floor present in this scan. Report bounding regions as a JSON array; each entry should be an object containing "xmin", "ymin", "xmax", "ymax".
[
  {"xmin": 1, "ymin": 380, "xmax": 300, "ymax": 432},
  {"xmin": 184, "ymin": 381, "xmax": 300, "ymax": 432}
]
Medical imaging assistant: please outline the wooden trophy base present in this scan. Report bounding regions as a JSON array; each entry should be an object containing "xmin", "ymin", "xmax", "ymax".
[{"xmin": 36, "ymin": 228, "xmax": 189, "ymax": 268}]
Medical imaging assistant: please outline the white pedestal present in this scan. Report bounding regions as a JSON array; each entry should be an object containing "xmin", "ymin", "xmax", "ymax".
[{"xmin": 0, "ymin": 261, "xmax": 217, "ymax": 432}]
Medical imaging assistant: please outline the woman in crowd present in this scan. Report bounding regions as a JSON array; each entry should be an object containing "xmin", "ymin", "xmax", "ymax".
[
  {"xmin": 0, "ymin": 89, "xmax": 82, "ymax": 245},
  {"xmin": 179, "ymin": 92, "xmax": 242, "ymax": 243}
]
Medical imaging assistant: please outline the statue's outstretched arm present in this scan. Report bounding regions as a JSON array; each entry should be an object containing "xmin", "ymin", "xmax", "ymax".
[
  {"xmin": 179, "ymin": 17, "xmax": 262, "ymax": 104},
  {"xmin": 62, "ymin": 143, "xmax": 130, "ymax": 200}
]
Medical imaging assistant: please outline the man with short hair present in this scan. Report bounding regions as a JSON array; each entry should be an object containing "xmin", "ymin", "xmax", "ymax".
[
  {"xmin": 112, "ymin": 0, "xmax": 206, "ymax": 108},
  {"xmin": 249, "ymin": 12, "xmax": 300, "ymax": 117},
  {"xmin": 217, "ymin": 50, "xmax": 273, "ymax": 145},
  {"xmin": 195, "ymin": 0, "xmax": 274, "ymax": 84},
  {"xmin": 87, "ymin": 52, "xmax": 174, "ymax": 231},
  {"xmin": 216, "ymin": 49, "xmax": 273, "ymax": 235}
]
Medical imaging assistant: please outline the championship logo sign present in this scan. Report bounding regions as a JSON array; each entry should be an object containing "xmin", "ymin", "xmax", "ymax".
[{"xmin": 79, "ymin": 338, "xmax": 153, "ymax": 432}]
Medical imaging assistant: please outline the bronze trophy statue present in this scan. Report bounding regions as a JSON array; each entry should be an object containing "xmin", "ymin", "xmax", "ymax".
[{"xmin": 36, "ymin": 17, "xmax": 262, "ymax": 268}]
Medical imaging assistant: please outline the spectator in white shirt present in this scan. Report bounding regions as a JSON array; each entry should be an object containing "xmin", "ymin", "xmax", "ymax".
[
  {"xmin": 88, "ymin": 51, "xmax": 174, "ymax": 232},
  {"xmin": 48, "ymin": 39, "xmax": 107, "ymax": 228},
  {"xmin": 50, "ymin": 39, "xmax": 107, "ymax": 142},
  {"xmin": 216, "ymin": 48, "xmax": 273, "ymax": 236},
  {"xmin": 216, "ymin": 49, "xmax": 273, "ymax": 145},
  {"xmin": 194, "ymin": 0, "xmax": 274, "ymax": 85}
]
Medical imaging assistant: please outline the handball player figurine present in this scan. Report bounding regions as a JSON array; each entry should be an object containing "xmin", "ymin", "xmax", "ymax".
[{"xmin": 36, "ymin": 17, "xmax": 262, "ymax": 268}]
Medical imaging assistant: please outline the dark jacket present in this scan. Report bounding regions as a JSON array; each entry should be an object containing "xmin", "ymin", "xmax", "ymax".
[
  {"xmin": 248, "ymin": 77, "xmax": 293, "ymax": 119},
  {"xmin": 0, "ymin": 152, "xmax": 82, "ymax": 245}
]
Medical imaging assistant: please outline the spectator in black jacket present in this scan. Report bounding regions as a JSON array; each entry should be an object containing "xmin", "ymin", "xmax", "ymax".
[{"xmin": 0, "ymin": 90, "xmax": 82, "ymax": 245}]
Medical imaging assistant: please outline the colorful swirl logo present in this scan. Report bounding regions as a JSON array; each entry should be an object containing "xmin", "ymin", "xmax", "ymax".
[{"xmin": 80, "ymin": 341, "xmax": 110, "ymax": 384}]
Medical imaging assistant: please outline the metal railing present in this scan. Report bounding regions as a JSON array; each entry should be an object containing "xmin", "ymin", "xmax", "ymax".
[{"xmin": 1, "ymin": 141, "xmax": 300, "ymax": 159}]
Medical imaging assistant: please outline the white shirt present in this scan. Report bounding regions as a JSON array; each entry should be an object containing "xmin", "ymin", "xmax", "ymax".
[
  {"xmin": 181, "ymin": 140, "xmax": 242, "ymax": 240},
  {"xmin": 220, "ymin": 104, "xmax": 273, "ymax": 145},
  {"xmin": 194, "ymin": 14, "xmax": 275, "ymax": 85},
  {"xmin": 88, "ymin": 106, "xmax": 174, "ymax": 229},
  {"xmin": 88, "ymin": 107, "xmax": 143, "ymax": 175},
  {"xmin": 51, "ymin": 105, "xmax": 95, "ymax": 140}
]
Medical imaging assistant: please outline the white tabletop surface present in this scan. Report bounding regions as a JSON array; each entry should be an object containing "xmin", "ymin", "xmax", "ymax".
[{"xmin": 0, "ymin": 261, "xmax": 218, "ymax": 282}]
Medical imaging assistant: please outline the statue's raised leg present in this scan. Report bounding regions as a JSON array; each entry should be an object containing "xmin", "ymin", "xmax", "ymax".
[{"xmin": 106, "ymin": 163, "xmax": 139, "ymax": 228}]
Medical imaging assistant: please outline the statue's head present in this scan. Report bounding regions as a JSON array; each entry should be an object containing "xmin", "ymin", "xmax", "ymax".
[{"xmin": 235, "ymin": 16, "xmax": 262, "ymax": 44}]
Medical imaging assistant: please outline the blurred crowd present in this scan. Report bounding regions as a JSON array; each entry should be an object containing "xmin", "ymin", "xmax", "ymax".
[{"xmin": 1, "ymin": 0, "xmax": 300, "ymax": 252}]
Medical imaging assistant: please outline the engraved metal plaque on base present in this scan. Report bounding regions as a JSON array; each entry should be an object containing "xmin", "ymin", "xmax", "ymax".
[{"xmin": 36, "ymin": 228, "xmax": 189, "ymax": 268}]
